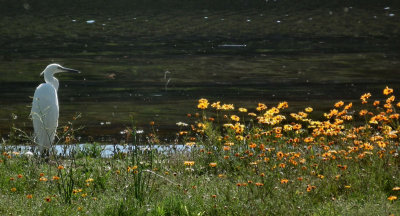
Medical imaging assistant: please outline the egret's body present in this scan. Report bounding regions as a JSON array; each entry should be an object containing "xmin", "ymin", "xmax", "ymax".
[{"xmin": 31, "ymin": 64, "xmax": 79, "ymax": 153}]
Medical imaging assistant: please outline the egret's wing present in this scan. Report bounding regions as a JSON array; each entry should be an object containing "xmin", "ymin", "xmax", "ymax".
[{"xmin": 31, "ymin": 83, "xmax": 59, "ymax": 149}]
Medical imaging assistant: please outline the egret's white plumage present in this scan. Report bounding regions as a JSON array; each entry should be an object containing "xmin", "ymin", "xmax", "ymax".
[{"xmin": 31, "ymin": 64, "xmax": 79, "ymax": 153}]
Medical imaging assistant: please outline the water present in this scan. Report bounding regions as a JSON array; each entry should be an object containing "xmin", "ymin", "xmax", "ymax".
[
  {"xmin": 3, "ymin": 144, "xmax": 189, "ymax": 158},
  {"xmin": 1, "ymin": 4, "xmax": 400, "ymax": 142}
]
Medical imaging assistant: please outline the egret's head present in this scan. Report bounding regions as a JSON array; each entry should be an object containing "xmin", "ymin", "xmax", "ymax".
[{"xmin": 40, "ymin": 64, "xmax": 80, "ymax": 76}]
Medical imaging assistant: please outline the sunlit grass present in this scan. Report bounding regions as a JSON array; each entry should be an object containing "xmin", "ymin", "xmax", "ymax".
[{"xmin": 1, "ymin": 87, "xmax": 400, "ymax": 215}]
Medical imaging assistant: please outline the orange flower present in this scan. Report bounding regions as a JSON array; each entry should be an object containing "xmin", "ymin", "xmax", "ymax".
[
  {"xmin": 304, "ymin": 137, "xmax": 314, "ymax": 143},
  {"xmin": 383, "ymin": 86, "xmax": 394, "ymax": 95},
  {"xmin": 256, "ymin": 103, "xmax": 267, "ymax": 111},
  {"xmin": 280, "ymin": 179, "xmax": 289, "ymax": 184},
  {"xmin": 388, "ymin": 196, "xmax": 397, "ymax": 201},
  {"xmin": 57, "ymin": 165, "xmax": 64, "ymax": 170},
  {"xmin": 334, "ymin": 101, "xmax": 344, "ymax": 108},
  {"xmin": 249, "ymin": 143, "xmax": 257, "ymax": 148},
  {"xmin": 223, "ymin": 146, "xmax": 231, "ymax": 151},
  {"xmin": 52, "ymin": 176, "xmax": 60, "ymax": 181},
  {"xmin": 209, "ymin": 162, "xmax": 217, "ymax": 168},
  {"xmin": 255, "ymin": 182, "xmax": 264, "ymax": 187},
  {"xmin": 39, "ymin": 177, "xmax": 48, "ymax": 182},
  {"xmin": 277, "ymin": 151, "xmax": 284, "ymax": 160},
  {"xmin": 360, "ymin": 93, "xmax": 371, "ymax": 103},
  {"xmin": 359, "ymin": 109, "xmax": 368, "ymax": 116},
  {"xmin": 306, "ymin": 185, "xmax": 316, "ymax": 192},
  {"xmin": 26, "ymin": 194, "xmax": 33, "ymax": 199},
  {"xmin": 393, "ymin": 187, "xmax": 400, "ymax": 191}
]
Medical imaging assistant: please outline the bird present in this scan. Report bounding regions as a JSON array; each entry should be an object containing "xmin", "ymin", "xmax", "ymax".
[{"xmin": 30, "ymin": 64, "xmax": 80, "ymax": 154}]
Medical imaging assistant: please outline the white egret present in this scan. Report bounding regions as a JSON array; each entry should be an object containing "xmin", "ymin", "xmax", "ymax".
[{"xmin": 31, "ymin": 64, "xmax": 80, "ymax": 154}]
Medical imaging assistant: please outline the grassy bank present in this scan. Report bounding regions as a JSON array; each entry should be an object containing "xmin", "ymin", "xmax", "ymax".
[{"xmin": 1, "ymin": 87, "xmax": 400, "ymax": 215}]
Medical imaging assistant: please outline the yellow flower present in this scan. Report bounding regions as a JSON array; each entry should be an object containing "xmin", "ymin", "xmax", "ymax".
[
  {"xmin": 256, "ymin": 103, "xmax": 267, "ymax": 111},
  {"xmin": 221, "ymin": 104, "xmax": 235, "ymax": 110},
  {"xmin": 185, "ymin": 142, "xmax": 195, "ymax": 146},
  {"xmin": 85, "ymin": 178, "xmax": 94, "ymax": 183},
  {"xmin": 184, "ymin": 161, "xmax": 195, "ymax": 166},
  {"xmin": 197, "ymin": 98, "xmax": 209, "ymax": 109},
  {"xmin": 388, "ymin": 196, "xmax": 397, "ymax": 201},
  {"xmin": 230, "ymin": 115, "xmax": 240, "ymax": 122},
  {"xmin": 393, "ymin": 187, "xmax": 400, "ymax": 191},
  {"xmin": 211, "ymin": 101, "xmax": 221, "ymax": 109},
  {"xmin": 277, "ymin": 101, "xmax": 288, "ymax": 109},
  {"xmin": 344, "ymin": 185, "xmax": 351, "ymax": 189},
  {"xmin": 11, "ymin": 187, "xmax": 16, "ymax": 192},
  {"xmin": 305, "ymin": 107, "xmax": 313, "ymax": 113},
  {"xmin": 72, "ymin": 189, "xmax": 83, "ymax": 194},
  {"xmin": 384, "ymin": 86, "xmax": 394, "ymax": 95},
  {"xmin": 238, "ymin": 108, "xmax": 247, "ymax": 112},
  {"xmin": 283, "ymin": 124, "xmax": 292, "ymax": 131},
  {"xmin": 127, "ymin": 166, "xmax": 138, "ymax": 172}
]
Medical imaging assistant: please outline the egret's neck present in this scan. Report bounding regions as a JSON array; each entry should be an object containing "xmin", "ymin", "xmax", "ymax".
[{"xmin": 44, "ymin": 73, "xmax": 59, "ymax": 91}]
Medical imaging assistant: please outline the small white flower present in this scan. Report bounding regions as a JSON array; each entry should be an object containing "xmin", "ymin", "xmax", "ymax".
[
  {"xmin": 24, "ymin": 151, "xmax": 34, "ymax": 157},
  {"xmin": 176, "ymin": 122, "xmax": 188, "ymax": 127}
]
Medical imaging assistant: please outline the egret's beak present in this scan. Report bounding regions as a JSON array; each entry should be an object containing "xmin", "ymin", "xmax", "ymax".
[{"xmin": 58, "ymin": 66, "xmax": 80, "ymax": 74}]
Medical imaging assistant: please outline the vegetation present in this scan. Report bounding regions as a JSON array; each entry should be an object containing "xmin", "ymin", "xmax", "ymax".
[{"xmin": 1, "ymin": 87, "xmax": 400, "ymax": 215}]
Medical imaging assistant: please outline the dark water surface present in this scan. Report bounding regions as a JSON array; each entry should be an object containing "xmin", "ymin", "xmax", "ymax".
[{"xmin": 1, "ymin": 3, "xmax": 400, "ymax": 142}]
